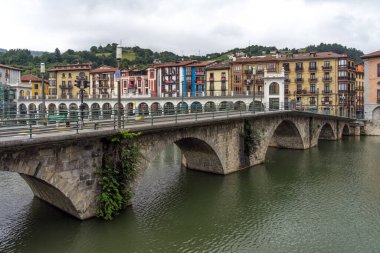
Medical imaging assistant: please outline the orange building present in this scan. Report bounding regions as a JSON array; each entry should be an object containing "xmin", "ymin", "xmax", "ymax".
[
  {"xmin": 361, "ymin": 51, "xmax": 380, "ymax": 120},
  {"xmin": 355, "ymin": 64, "xmax": 364, "ymax": 118}
]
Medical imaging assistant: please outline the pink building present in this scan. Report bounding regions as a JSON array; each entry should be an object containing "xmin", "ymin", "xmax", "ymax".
[{"xmin": 120, "ymin": 67, "xmax": 156, "ymax": 97}]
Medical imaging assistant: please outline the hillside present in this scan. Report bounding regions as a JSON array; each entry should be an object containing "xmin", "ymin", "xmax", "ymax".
[{"xmin": 0, "ymin": 43, "xmax": 364, "ymax": 75}]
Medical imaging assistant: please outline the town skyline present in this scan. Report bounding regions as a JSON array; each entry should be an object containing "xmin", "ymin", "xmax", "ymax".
[{"xmin": 2, "ymin": 0, "xmax": 380, "ymax": 54}]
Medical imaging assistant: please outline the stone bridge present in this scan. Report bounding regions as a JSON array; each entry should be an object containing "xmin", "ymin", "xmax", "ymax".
[{"xmin": 0, "ymin": 111, "xmax": 353, "ymax": 220}]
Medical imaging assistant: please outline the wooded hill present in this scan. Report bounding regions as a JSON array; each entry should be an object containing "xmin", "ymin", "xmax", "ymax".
[{"xmin": 0, "ymin": 43, "xmax": 364, "ymax": 76}]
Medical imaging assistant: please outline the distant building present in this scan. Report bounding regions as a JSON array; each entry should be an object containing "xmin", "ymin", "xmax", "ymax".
[
  {"xmin": 48, "ymin": 63, "xmax": 92, "ymax": 99},
  {"xmin": 205, "ymin": 62, "xmax": 230, "ymax": 96},
  {"xmin": 120, "ymin": 67, "xmax": 156, "ymax": 97},
  {"xmin": 355, "ymin": 64, "xmax": 364, "ymax": 119},
  {"xmin": 186, "ymin": 61, "xmax": 215, "ymax": 96},
  {"xmin": 231, "ymin": 52, "xmax": 356, "ymax": 116},
  {"xmin": 154, "ymin": 61, "xmax": 195, "ymax": 97},
  {"xmin": 90, "ymin": 65, "xmax": 118, "ymax": 98},
  {"xmin": 20, "ymin": 74, "xmax": 49, "ymax": 98},
  {"xmin": 361, "ymin": 51, "xmax": 380, "ymax": 120}
]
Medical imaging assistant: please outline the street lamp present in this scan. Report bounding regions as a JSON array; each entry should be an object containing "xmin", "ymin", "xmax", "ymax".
[
  {"xmin": 252, "ymin": 66, "xmax": 257, "ymax": 113},
  {"xmin": 116, "ymin": 44, "xmax": 122, "ymax": 128},
  {"xmin": 40, "ymin": 63, "xmax": 46, "ymax": 117},
  {"xmin": 340, "ymin": 93, "xmax": 346, "ymax": 117},
  {"xmin": 75, "ymin": 72, "xmax": 89, "ymax": 124}
]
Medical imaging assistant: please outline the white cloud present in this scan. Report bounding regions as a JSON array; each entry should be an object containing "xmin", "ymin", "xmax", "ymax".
[{"xmin": 1, "ymin": 0, "xmax": 379, "ymax": 54}]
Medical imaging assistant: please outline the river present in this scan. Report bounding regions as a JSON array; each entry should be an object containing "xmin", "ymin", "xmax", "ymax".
[{"xmin": 1, "ymin": 137, "xmax": 380, "ymax": 252}]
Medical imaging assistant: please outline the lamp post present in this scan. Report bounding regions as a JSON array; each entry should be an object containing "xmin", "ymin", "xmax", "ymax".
[
  {"xmin": 75, "ymin": 72, "xmax": 89, "ymax": 124},
  {"xmin": 40, "ymin": 63, "xmax": 46, "ymax": 117},
  {"xmin": 116, "ymin": 45, "xmax": 122, "ymax": 128},
  {"xmin": 252, "ymin": 66, "xmax": 257, "ymax": 113}
]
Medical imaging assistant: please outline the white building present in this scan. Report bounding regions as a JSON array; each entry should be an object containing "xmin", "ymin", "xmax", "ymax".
[
  {"xmin": 263, "ymin": 67, "xmax": 285, "ymax": 110},
  {"xmin": 0, "ymin": 64, "xmax": 23, "ymax": 99}
]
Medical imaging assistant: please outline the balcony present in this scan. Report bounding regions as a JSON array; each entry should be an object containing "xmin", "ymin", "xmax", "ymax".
[
  {"xmin": 322, "ymin": 65, "xmax": 332, "ymax": 70},
  {"xmin": 60, "ymin": 85, "xmax": 73, "ymax": 89},
  {"xmin": 284, "ymin": 68, "xmax": 290, "ymax": 73},
  {"xmin": 322, "ymin": 90, "xmax": 333, "ymax": 94},
  {"xmin": 295, "ymin": 66, "xmax": 303, "ymax": 72},
  {"xmin": 321, "ymin": 101, "xmax": 333, "ymax": 105},
  {"xmin": 255, "ymin": 79, "xmax": 264, "ymax": 85},
  {"xmin": 309, "ymin": 78, "xmax": 318, "ymax": 82},
  {"xmin": 338, "ymin": 65, "xmax": 348, "ymax": 69},
  {"xmin": 285, "ymin": 90, "xmax": 289, "ymax": 95},
  {"xmin": 295, "ymin": 78, "xmax": 304, "ymax": 83},
  {"xmin": 338, "ymin": 76, "xmax": 349, "ymax": 81},
  {"xmin": 309, "ymin": 66, "xmax": 317, "ymax": 71},
  {"xmin": 323, "ymin": 77, "xmax": 332, "ymax": 82},
  {"xmin": 209, "ymin": 77, "xmax": 214, "ymax": 81},
  {"xmin": 257, "ymin": 69, "xmax": 264, "ymax": 74},
  {"xmin": 221, "ymin": 76, "xmax": 226, "ymax": 81},
  {"xmin": 244, "ymin": 69, "xmax": 253, "ymax": 75},
  {"xmin": 195, "ymin": 71, "xmax": 205, "ymax": 76},
  {"xmin": 285, "ymin": 78, "xmax": 290, "ymax": 83}
]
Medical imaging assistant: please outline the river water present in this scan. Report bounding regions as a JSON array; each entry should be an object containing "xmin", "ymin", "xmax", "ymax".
[{"xmin": 1, "ymin": 137, "xmax": 380, "ymax": 252}]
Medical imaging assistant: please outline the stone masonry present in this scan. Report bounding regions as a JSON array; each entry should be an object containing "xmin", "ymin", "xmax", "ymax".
[{"xmin": 0, "ymin": 111, "xmax": 352, "ymax": 220}]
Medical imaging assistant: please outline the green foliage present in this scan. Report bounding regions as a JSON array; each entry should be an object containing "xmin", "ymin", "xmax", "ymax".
[
  {"xmin": 96, "ymin": 130, "xmax": 141, "ymax": 220},
  {"xmin": 243, "ymin": 120, "xmax": 261, "ymax": 156},
  {"xmin": 0, "ymin": 42, "xmax": 365, "ymax": 75}
]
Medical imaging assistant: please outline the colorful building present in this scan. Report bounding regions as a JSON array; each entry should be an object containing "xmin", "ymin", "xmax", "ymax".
[
  {"xmin": 48, "ymin": 63, "xmax": 92, "ymax": 99},
  {"xmin": 120, "ymin": 67, "xmax": 156, "ymax": 97},
  {"xmin": 355, "ymin": 64, "xmax": 364, "ymax": 119},
  {"xmin": 205, "ymin": 62, "xmax": 230, "ymax": 96},
  {"xmin": 230, "ymin": 52, "xmax": 356, "ymax": 116},
  {"xmin": 155, "ymin": 61, "xmax": 195, "ymax": 97},
  {"xmin": 361, "ymin": 51, "xmax": 380, "ymax": 121},
  {"xmin": 20, "ymin": 74, "xmax": 49, "ymax": 98},
  {"xmin": 90, "ymin": 65, "xmax": 118, "ymax": 98},
  {"xmin": 186, "ymin": 61, "xmax": 215, "ymax": 96}
]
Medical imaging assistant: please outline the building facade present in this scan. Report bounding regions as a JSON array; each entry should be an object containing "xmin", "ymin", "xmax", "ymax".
[
  {"xmin": 90, "ymin": 65, "xmax": 118, "ymax": 98},
  {"xmin": 355, "ymin": 64, "xmax": 364, "ymax": 119},
  {"xmin": 48, "ymin": 63, "xmax": 92, "ymax": 99},
  {"xmin": 230, "ymin": 52, "xmax": 356, "ymax": 116},
  {"xmin": 362, "ymin": 51, "xmax": 380, "ymax": 121},
  {"xmin": 120, "ymin": 67, "xmax": 156, "ymax": 97},
  {"xmin": 20, "ymin": 74, "xmax": 49, "ymax": 98},
  {"xmin": 155, "ymin": 61, "xmax": 195, "ymax": 97},
  {"xmin": 186, "ymin": 61, "xmax": 215, "ymax": 96},
  {"xmin": 205, "ymin": 62, "xmax": 230, "ymax": 96}
]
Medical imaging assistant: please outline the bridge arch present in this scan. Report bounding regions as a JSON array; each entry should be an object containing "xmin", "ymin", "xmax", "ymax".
[
  {"xmin": 91, "ymin": 103, "xmax": 100, "ymax": 119},
  {"xmin": 48, "ymin": 103, "xmax": 57, "ymax": 115},
  {"xmin": 177, "ymin": 102, "xmax": 188, "ymax": 114},
  {"xmin": 58, "ymin": 103, "xmax": 68, "ymax": 116},
  {"xmin": 163, "ymin": 102, "xmax": 175, "ymax": 115},
  {"xmin": 372, "ymin": 106, "xmax": 380, "ymax": 121},
  {"xmin": 318, "ymin": 123, "xmax": 336, "ymax": 141},
  {"xmin": 102, "ymin": 103, "xmax": 112, "ymax": 119},
  {"xmin": 69, "ymin": 103, "xmax": 78, "ymax": 119},
  {"xmin": 137, "ymin": 136, "xmax": 225, "ymax": 188},
  {"xmin": 341, "ymin": 124, "xmax": 350, "ymax": 137},
  {"xmin": 268, "ymin": 120, "xmax": 306, "ymax": 150},
  {"xmin": 191, "ymin": 101, "xmax": 202, "ymax": 113},
  {"xmin": 137, "ymin": 102, "xmax": 149, "ymax": 115},
  {"xmin": 204, "ymin": 101, "xmax": 216, "ymax": 112},
  {"xmin": 234, "ymin": 101, "xmax": 246, "ymax": 111}
]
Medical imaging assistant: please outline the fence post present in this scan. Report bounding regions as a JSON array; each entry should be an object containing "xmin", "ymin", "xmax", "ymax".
[
  {"xmin": 29, "ymin": 120, "xmax": 32, "ymax": 139},
  {"xmin": 175, "ymin": 107, "xmax": 178, "ymax": 124},
  {"xmin": 76, "ymin": 120, "xmax": 79, "ymax": 134}
]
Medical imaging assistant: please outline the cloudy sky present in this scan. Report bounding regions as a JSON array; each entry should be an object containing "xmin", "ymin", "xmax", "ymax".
[{"xmin": 2, "ymin": 0, "xmax": 380, "ymax": 54}]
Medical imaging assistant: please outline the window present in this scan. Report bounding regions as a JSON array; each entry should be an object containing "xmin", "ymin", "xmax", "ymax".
[
  {"xmin": 339, "ymin": 82, "xmax": 347, "ymax": 91},
  {"xmin": 283, "ymin": 63, "xmax": 290, "ymax": 71},
  {"xmin": 339, "ymin": 59, "xmax": 347, "ymax": 67},
  {"xmin": 378, "ymin": 89, "xmax": 380, "ymax": 103},
  {"xmin": 267, "ymin": 63, "xmax": 276, "ymax": 72},
  {"xmin": 62, "ymin": 73, "xmax": 65, "ymax": 78},
  {"xmin": 68, "ymin": 81, "xmax": 72, "ymax": 88},
  {"xmin": 378, "ymin": 64, "xmax": 380, "ymax": 77},
  {"xmin": 296, "ymin": 62, "xmax": 303, "ymax": 70},
  {"xmin": 34, "ymin": 84, "xmax": 39, "ymax": 89},
  {"xmin": 210, "ymin": 73, "xmax": 214, "ymax": 79},
  {"xmin": 296, "ymin": 73, "xmax": 302, "ymax": 80},
  {"xmin": 269, "ymin": 82, "xmax": 279, "ymax": 95},
  {"xmin": 338, "ymin": 71, "xmax": 348, "ymax": 77},
  {"xmin": 68, "ymin": 73, "xmax": 72, "ymax": 78},
  {"xmin": 234, "ymin": 65, "xmax": 241, "ymax": 72},
  {"xmin": 309, "ymin": 62, "xmax": 316, "ymax": 70},
  {"xmin": 310, "ymin": 73, "xmax": 316, "ymax": 81},
  {"xmin": 377, "ymin": 81, "xmax": 380, "ymax": 86},
  {"xmin": 310, "ymin": 83, "xmax": 315, "ymax": 93},
  {"xmin": 234, "ymin": 75, "xmax": 240, "ymax": 83},
  {"xmin": 324, "ymin": 84, "xmax": 330, "ymax": 93},
  {"xmin": 324, "ymin": 61, "xmax": 330, "ymax": 67},
  {"xmin": 310, "ymin": 97, "xmax": 316, "ymax": 105}
]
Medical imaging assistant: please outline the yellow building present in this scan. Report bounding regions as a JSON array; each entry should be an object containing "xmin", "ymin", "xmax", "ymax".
[
  {"xmin": 205, "ymin": 62, "xmax": 230, "ymax": 96},
  {"xmin": 230, "ymin": 52, "xmax": 356, "ymax": 116},
  {"xmin": 20, "ymin": 74, "xmax": 49, "ymax": 98},
  {"xmin": 48, "ymin": 63, "xmax": 92, "ymax": 99}
]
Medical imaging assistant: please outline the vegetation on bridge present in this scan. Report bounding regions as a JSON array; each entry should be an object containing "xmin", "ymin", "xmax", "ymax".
[
  {"xmin": 243, "ymin": 120, "xmax": 262, "ymax": 156},
  {"xmin": 96, "ymin": 130, "xmax": 141, "ymax": 220}
]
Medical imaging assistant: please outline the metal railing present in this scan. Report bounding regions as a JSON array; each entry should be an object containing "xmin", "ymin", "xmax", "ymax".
[{"xmin": 0, "ymin": 101, "xmax": 355, "ymax": 139}]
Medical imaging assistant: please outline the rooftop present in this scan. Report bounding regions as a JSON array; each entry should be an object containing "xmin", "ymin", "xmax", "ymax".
[
  {"xmin": 0, "ymin": 64, "xmax": 22, "ymax": 71},
  {"xmin": 188, "ymin": 61, "xmax": 216, "ymax": 67},
  {"xmin": 21, "ymin": 74, "xmax": 48, "ymax": 84},
  {"xmin": 361, "ymin": 50, "xmax": 380, "ymax": 59},
  {"xmin": 154, "ymin": 60, "xmax": 196, "ymax": 68},
  {"xmin": 90, "ymin": 65, "xmax": 118, "ymax": 73},
  {"xmin": 233, "ymin": 52, "xmax": 349, "ymax": 64},
  {"xmin": 206, "ymin": 61, "xmax": 230, "ymax": 70}
]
